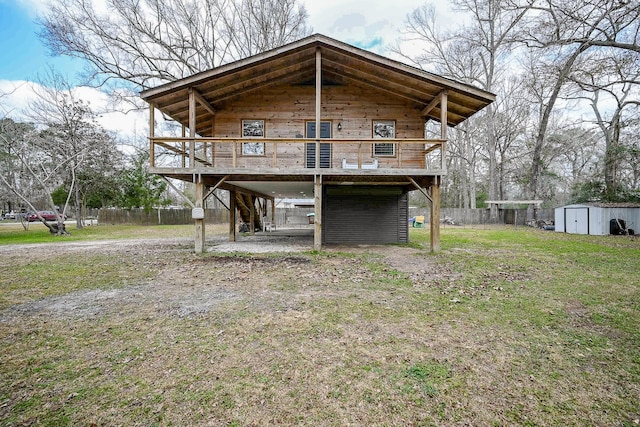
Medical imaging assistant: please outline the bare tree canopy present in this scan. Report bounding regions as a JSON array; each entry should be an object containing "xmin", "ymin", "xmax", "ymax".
[
  {"xmin": 38, "ymin": 0, "xmax": 311, "ymax": 88},
  {"xmin": 521, "ymin": 0, "xmax": 640, "ymax": 53},
  {"xmin": 395, "ymin": 0, "xmax": 639, "ymax": 208}
]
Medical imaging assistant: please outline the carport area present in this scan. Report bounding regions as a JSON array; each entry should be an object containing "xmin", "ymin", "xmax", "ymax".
[{"xmin": 208, "ymin": 227, "xmax": 314, "ymax": 253}]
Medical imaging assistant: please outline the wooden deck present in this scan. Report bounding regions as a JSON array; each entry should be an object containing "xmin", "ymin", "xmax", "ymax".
[{"xmin": 150, "ymin": 136, "xmax": 446, "ymax": 184}]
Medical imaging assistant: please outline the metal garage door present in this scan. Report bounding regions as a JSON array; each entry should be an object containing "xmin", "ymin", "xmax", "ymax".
[
  {"xmin": 322, "ymin": 186, "xmax": 408, "ymax": 244},
  {"xmin": 564, "ymin": 207, "xmax": 589, "ymax": 234}
]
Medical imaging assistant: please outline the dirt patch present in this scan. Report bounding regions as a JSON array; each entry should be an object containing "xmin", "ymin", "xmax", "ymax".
[{"xmin": 0, "ymin": 235, "xmax": 429, "ymax": 324}]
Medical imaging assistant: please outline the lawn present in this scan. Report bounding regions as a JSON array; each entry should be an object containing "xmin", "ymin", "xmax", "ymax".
[{"xmin": 0, "ymin": 225, "xmax": 638, "ymax": 426}]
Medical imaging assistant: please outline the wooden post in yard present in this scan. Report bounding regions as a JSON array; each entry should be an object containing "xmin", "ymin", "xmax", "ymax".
[
  {"xmin": 229, "ymin": 190, "xmax": 236, "ymax": 242},
  {"xmin": 194, "ymin": 176, "xmax": 205, "ymax": 253},
  {"xmin": 271, "ymin": 199, "xmax": 275, "ymax": 229},
  {"xmin": 430, "ymin": 176, "xmax": 441, "ymax": 252},
  {"xmin": 249, "ymin": 196, "xmax": 255, "ymax": 235},
  {"xmin": 314, "ymin": 174, "xmax": 322, "ymax": 251}
]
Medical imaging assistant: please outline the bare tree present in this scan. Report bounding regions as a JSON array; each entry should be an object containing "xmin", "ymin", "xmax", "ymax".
[
  {"xmin": 518, "ymin": 0, "xmax": 640, "ymax": 203},
  {"xmin": 38, "ymin": 0, "xmax": 311, "ymax": 88},
  {"xmin": 393, "ymin": 0, "xmax": 528, "ymax": 217},
  {"xmin": 0, "ymin": 117, "xmax": 70, "ymax": 234},
  {"xmin": 566, "ymin": 51, "xmax": 640, "ymax": 199},
  {"xmin": 26, "ymin": 71, "xmax": 121, "ymax": 229}
]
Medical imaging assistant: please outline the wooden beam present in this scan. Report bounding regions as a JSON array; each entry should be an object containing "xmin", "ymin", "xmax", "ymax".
[
  {"xmin": 214, "ymin": 193, "xmax": 229, "ymax": 211},
  {"xmin": 229, "ymin": 190, "xmax": 236, "ymax": 242},
  {"xmin": 440, "ymin": 91, "xmax": 448, "ymax": 172},
  {"xmin": 249, "ymin": 196, "xmax": 255, "ymax": 235},
  {"xmin": 181, "ymin": 125, "xmax": 186, "ymax": 168},
  {"xmin": 440, "ymin": 91, "xmax": 448, "ymax": 139},
  {"xmin": 408, "ymin": 176, "xmax": 432, "ymax": 203},
  {"xmin": 430, "ymin": 176, "xmax": 441, "ymax": 253},
  {"xmin": 421, "ymin": 91, "xmax": 444, "ymax": 117},
  {"xmin": 314, "ymin": 174, "xmax": 322, "ymax": 250},
  {"xmin": 271, "ymin": 199, "xmax": 275, "ymax": 229},
  {"xmin": 485, "ymin": 200, "xmax": 544, "ymax": 205},
  {"xmin": 315, "ymin": 47, "xmax": 321, "ymax": 170},
  {"xmin": 188, "ymin": 88, "xmax": 196, "ymax": 167},
  {"xmin": 203, "ymin": 175, "xmax": 229, "ymax": 201},
  {"xmin": 161, "ymin": 176, "xmax": 195, "ymax": 208},
  {"xmin": 193, "ymin": 88, "xmax": 216, "ymax": 116},
  {"xmin": 154, "ymin": 141, "xmax": 212, "ymax": 166},
  {"xmin": 218, "ymin": 182, "xmax": 275, "ymax": 201},
  {"xmin": 194, "ymin": 176, "xmax": 205, "ymax": 253}
]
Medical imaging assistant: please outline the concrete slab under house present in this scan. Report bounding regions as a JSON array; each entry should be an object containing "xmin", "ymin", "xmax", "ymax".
[{"xmin": 140, "ymin": 34, "xmax": 495, "ymax": 253}]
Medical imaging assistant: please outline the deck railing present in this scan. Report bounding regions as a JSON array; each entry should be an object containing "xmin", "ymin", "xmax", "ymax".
[{"xmin": 149, "ymin": 137, "xmax": 446, "ymax": 171}]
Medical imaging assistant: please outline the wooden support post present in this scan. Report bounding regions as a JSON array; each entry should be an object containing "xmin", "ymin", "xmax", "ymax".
[
  {"xmin": 189, "ymin": 88, "xmax": 196, "ymax": 167},
  {"xmin": 249, "ymin": 197, "xmax": 255, "ymax": 236},
  {"xmin": 229, "ymin": 190, "xmax": 236, "ymax": 242},
  {"xmin": 315, "ymin": 47, "xmax": 321, "ymax": 170},
  {"xmin": 181, "ymin": 125, "xmax": 186, "ymax": 168},
  {"xmin": 430, "ymin": 176, "xmax": 441, "ymax": 253},
  {"xmin": 271, "ymin": 199, "xmax": 275, "ymax": 229},
  {"xmin": 194, "ymin": 176, "xmax": 205, "ymax": 254},
  {"xmin": 314, "ymin": 174, "xmax": 322, "ymax": 251},
  {"xmin": 149, "ymin": 103, "xmax": 155, "ymax": 167},
  {"xmin": 211, "ymin": 123, "xmax": 216, "ymax": 167},
  {"xmin": 440, "ymin": 91, "xmax": 448, "ymax": 172}
]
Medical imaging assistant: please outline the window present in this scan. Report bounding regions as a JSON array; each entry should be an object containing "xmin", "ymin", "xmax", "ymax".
[
  {"xmin": 373, "ymin": 120, "xmax": 396, "ymax": 156},
  {"xmin": 241, "ymin": 119, "xmax": 265, "ymax": 155},
  {"xmin": 305, "ymin": 121, "xmax": 332, "ymax": 168}
]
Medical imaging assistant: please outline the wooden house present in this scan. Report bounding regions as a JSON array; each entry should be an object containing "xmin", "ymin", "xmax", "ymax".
[{"xmin": 140, "ymin": 34, "xmax": 495, "ymax": 252}]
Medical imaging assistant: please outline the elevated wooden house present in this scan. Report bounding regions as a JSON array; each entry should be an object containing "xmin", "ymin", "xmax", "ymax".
[{"xmin": 140, "ymin": 34, "xmax": 495, "ymax": 252}]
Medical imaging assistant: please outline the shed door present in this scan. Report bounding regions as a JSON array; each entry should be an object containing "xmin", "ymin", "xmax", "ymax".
[
  {"xmin": 306, "ymin": 122, "xmax": 331, "ymax": 168},
  {"xmin": 565, "ymin": 207, "xmax": 589, "ymax": 234}
]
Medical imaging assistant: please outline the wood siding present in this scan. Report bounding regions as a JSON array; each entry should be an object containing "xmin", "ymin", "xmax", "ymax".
[{"xmin": 204, "ymin": 83, "xmax": 427, "ymax": 169}]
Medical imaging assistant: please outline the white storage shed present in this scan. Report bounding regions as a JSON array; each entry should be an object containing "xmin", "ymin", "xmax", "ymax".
[{"xmin": 555, "ymin": 203, "xmax": 640, "ymax": 235}]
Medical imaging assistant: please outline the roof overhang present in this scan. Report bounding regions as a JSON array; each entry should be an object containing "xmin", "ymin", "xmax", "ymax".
[{"xmin": 140, "ymin": 34, "xmax": 495, "ymax": 135}]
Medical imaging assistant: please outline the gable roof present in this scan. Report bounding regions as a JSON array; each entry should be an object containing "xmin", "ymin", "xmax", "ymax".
[{"xmin": 140, "ymin": 34, "xmax": 495, "ymax": 134}]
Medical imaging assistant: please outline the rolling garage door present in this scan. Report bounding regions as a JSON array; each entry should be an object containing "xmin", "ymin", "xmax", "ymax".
[{"xmin": 322, "ymin": 186, "xmax": 408, "ymax": 244}]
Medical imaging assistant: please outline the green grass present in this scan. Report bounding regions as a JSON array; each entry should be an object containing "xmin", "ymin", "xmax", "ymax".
[
  {"xmin": 0, "ymin": 223, "xmax": 199, "ymax": 244},
  {"xmin": 1, "ymin": 225, "xmax": 639, "ymax": 426}
]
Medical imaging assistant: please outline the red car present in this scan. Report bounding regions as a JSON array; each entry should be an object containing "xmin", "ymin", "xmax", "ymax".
[{"xmin": 26, "ymin": 210, "xmax": 65, "ymax": 222}]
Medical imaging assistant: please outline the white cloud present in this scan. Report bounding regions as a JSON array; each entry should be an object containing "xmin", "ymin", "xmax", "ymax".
[
  {"xmin": 12, "ymin": 0, "xmax": 49, "ymax": 16},
  {"xmin": 304, "ymin": 0, "xmax": 426, "ymax": 54}
]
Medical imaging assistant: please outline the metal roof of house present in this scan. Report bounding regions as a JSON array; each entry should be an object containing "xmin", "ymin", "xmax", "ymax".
[{"xmin": 140, "ymin": 34, "xmax": 495, "ymax": 135}]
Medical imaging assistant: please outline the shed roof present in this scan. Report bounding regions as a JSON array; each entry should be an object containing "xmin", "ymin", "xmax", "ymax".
[
  {"xmin": 557, "ymin": 203, "xmax": 640, "ymax": 209},
  {"xmin": 140, "ymin": 34, "xmax": 495, "ymax": 135}
]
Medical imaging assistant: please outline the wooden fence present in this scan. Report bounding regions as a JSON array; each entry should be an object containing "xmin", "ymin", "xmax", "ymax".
[{"xmin": 97, "ymin": 207, "xmax": 554, "ymax": 227}]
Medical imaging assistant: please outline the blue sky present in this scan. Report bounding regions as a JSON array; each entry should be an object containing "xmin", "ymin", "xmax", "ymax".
[
  {"xmin": 0, "ymin": 0, "xmax": 82, "ymax": 83},
  {"xmin": 0, "ymin": 0, "xmax": 429, "ymax": 86}
]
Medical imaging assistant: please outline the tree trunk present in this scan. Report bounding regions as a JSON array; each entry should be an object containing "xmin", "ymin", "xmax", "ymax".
[{"xmin": 74, "ymin": 180, "xmax": 83, "ymax": 229}]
